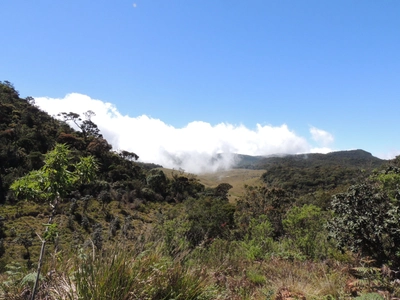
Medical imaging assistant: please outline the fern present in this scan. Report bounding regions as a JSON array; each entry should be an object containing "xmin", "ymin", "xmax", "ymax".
[
  {"xmin": 350, "ymin": 259, "xmax": 386, "ymax": 292},
  {"xmin": 2, "ymin": 262, "xmax": 24, "ymax": 286},
  {"xmin": 352, "ymin": 266, "xmax": 381, "ymax": 276},
  {"xmin": 20, "ymin": 272, "xmax": 43, "ymax": 286},
  {"xmin": 355, "ymin": 292, "xmax": 385, "ymax": 300}
]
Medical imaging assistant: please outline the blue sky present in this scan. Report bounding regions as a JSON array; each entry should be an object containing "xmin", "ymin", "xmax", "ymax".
[{"xmin": 1, "ymin": 1, "xmax": 399, "ymax": 171}]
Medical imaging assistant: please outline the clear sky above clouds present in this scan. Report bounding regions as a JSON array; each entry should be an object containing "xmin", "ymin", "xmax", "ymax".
[{"xmin": 1, "ymin": 1, "xmax": 399, "ymax": 171}]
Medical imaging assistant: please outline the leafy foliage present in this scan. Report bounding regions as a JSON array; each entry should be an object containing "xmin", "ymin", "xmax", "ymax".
[
  {"xmin": 239, "ymin": 215, "xmax": 274, "ymax": 261},
  {"xmin": 166, "ymin": 172, "xmax": 205, "ymax": 202},
  {"xmin": 185, "ymin": 195, "xmax": 235, "ymax": 246},
  {"xmin": 235, "ymin": 186, "xmax": 294, "ymax": 239},
  {"xmin": 146, "ymin": 169, "xmax": 168, "ymax": 197},
  {"xmin": 10, "ymin": 144, "xmax": 98, "ymax": 202},
  {"xmin": 327, "ymin": 182, "xmax": 400, "ymax": 266}
]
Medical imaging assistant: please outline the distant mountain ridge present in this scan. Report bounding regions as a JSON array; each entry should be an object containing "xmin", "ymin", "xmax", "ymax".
[
  {"xmin": 232, "ymin": 149, "xmax": 385, "ymax": 170},
  {"xmin": 227, "ymin": 150, "xmax": 386, "ymax": 204}
]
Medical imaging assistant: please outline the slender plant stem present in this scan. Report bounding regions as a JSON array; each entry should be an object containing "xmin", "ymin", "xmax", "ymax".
[
  {"xmin": 30, "ymin": 237, "xmax": 46, "ymax": 300},
  {"xmin": 30, "ymin": 197, "xmax": 59, "ymax": 300}
]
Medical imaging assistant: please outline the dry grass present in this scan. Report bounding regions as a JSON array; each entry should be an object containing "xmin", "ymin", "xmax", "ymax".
[
  {"xmin": 1, "ymin": 233, "xmax": 355, "ymax": 300},
  {"xmin": 161, "ymin": 168, "xmax": 265, "ymax": 202},
  {"xmin": 260, "ymin": 258, "xmax": 350, "ymax": 299},
  {"xmin": 186, "ymin": 239, "xmax": 352, "ymax": 300}
]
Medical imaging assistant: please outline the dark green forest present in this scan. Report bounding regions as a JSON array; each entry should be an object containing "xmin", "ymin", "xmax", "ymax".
[{"xmin": 1, "ymin": 81, "xmax": 400, "ymax": 300}]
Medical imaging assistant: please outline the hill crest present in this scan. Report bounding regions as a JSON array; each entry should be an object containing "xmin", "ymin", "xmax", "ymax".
[{"xmin": 232, "ymin": 149, "xmax": 384, "ymax": 170}]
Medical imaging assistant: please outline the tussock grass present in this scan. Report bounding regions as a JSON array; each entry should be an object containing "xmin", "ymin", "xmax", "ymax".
[
  {"xmin": 261, "ymin": 258, "xmax": 349, "ymax": 299},
  {"xmin": 19, "ymin": 244, "xmax": 215, "ymax": 300},
  {"xmin": 1, "ymin": 237, "xmax": 354, "ymax": 300},
  {"xmin": 185, "ymin": 239, "xmax": 350, "ymax": 299}
]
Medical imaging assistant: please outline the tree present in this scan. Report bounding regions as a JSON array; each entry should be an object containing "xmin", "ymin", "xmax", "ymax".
[
  {"xmin": 146, "ymin": 169, "xmax": 168, "ymax": 196},
  {"xmin": 58, "ymin": 111, "xmax": 102, "ymax": 145},
  {"xmin": 327, "ymin": 183, "xmax": 400, "ymax": 266},
  {"xmin": 374, "ymin": 157, "xmax": 400, "ymax": 200},
  {"xmin": 119, "ymin": 150, "xmax": 139, "ymax": 162},
  {"xmin": 235, "ymin": 186, "xmax": 294, "ymax": 239},
  {"xmin": 214, "ymin": 183, "xmax": 233, "ymax": 200},
  {"xmin": 283, "ymin": 204, "xmax": 329, "ymax": 259},
  {"xmin": 168, "ymin": 173, "xmax": 205, "ymax": 202},
  {"xmin": 10, "ymin": 143, "xmax": 98, "ymax": 300},
  {"xmin": 185, "ymin": 195, "xmax": 235, "ymax": 246}
]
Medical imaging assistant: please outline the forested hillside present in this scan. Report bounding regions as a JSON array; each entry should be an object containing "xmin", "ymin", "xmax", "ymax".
[
  {"xmin": 0, "ymin": 82, "xmax": 61, "ymax": 203},
  {"xmin": 1, "ymin": 81, "xmax": 400, "ymax": 299},
  {"xmin": 0, "ymin": 81, "xmax": 159, "ymax": 205},
  {"xmin": 236, "ymin": 150, "xmax": 384, "ymax": 192}
]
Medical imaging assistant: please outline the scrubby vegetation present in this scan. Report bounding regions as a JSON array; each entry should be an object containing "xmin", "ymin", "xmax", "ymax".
[{"xmin": 1, "ymin": 81, "xmax": 400, "ymax": 299}]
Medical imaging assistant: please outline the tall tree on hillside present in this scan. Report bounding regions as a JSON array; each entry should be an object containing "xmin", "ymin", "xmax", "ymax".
[{"xmin": 58, "ymin": 111, "xmax": 102, "ymax": 145}]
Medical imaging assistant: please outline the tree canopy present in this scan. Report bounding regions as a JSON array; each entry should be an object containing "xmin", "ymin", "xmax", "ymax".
[{"xmin": 11, "ymin": 143, "xmax": 98, "ymax": 203}]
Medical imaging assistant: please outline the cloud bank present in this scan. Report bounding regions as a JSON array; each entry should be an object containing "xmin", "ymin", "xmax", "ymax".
[
  {"xmin": 310, "ymin": 126, "xmax": 334, "ymax": 146},
  {"xmin": 34, "ymin": 93, "xmax": 334, "ymax": 173}
]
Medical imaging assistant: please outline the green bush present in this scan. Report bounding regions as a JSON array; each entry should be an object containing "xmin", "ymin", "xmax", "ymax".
[
  {"xmin": 283, "ymin": 204, "xmax": 331, "ymax": 259},
  {"xmin": 240, "ymin": 215, "xmax": 274, "ymax": 261},
  {"xmin": 185, "ymin": 196, "xmax": 235, "ymax": 246},
  {"xmin": 327, "ymin": 183, "xmax": 400, "ymax": 266}
]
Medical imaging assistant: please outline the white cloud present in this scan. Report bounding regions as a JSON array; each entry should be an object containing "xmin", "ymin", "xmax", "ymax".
[
  {"xmin": 309, "ymin": 126, "xmax": 334, "ymax": 147},
  {"xmin": 34, "ymin": 93, "xmax": 333, "ymax": 173},
  {"xmin": 310, "ymin": 147, "xmax": 333, "ymax": 154},
  {"xmin": 376, "ymin": 150, "xmax": 400, "ymax": 160}
]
